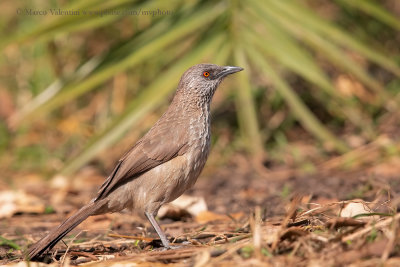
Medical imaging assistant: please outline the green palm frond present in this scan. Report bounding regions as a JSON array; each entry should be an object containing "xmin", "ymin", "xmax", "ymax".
[{"xmin": 2, "ymin": 0, "xmax": 399, "ymax": 174}]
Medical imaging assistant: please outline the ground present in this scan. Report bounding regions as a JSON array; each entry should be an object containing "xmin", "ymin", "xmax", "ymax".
[{"xmin": 1, "ymin": 152, "xmax": 400, "ymax": 266}]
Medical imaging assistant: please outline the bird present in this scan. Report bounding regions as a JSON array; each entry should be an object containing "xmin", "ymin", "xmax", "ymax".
[{"xmin": 26, "ymin": 63, "xmax": 243, "ymax": 260}]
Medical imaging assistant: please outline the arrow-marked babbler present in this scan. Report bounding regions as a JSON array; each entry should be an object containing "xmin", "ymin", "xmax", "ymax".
[{"xmin": 27, "ymin": 63, "xmax": 243, "ymax": 260}]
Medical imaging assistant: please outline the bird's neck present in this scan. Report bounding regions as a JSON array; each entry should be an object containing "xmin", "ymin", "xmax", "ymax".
[
  {"xmin": 161, "ymin": 94, "xmax": 211, "ymax": 155},
  {"xmin": 171, "ymin": 93, "xmax": 211, "ymax": 118},
  {"xmin": 167, "ymin": 94, "xmax": 211, "ymax": 135}
]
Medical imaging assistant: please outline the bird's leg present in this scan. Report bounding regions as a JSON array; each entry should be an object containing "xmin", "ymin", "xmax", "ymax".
[{"xmin": 145, "ymin": 211, "xmax": 170, "ymax": 249}]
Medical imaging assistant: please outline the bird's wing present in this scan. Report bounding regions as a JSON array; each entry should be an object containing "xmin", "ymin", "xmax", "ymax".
[{"xmin": 94, "ymin": 115, "xmax": 189, "ymax": 200}]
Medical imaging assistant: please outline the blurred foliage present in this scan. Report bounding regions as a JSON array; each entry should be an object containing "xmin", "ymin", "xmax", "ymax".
[{"xmin": 0, "ymin": 0, "xmax": 399, "ymax": 176}]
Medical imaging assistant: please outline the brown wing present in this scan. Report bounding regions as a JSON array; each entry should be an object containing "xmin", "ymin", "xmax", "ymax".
[{"xmin": 94, "ymin": 114, "xmax": 189, "ymax": 201}]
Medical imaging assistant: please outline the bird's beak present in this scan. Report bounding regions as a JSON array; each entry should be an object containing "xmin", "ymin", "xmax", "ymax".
[{"xmin": 217, "ymin": 66, "xmax": 244, "ymax": 78}]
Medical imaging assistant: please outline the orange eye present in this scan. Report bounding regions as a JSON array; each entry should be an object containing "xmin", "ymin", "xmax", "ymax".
[{"xmin": 203, "ymin": 71, "xmax": 210, "ymax": 77}]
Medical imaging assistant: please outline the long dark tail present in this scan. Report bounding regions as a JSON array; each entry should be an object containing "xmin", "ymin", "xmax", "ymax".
[{"xmin": 26, "ymin": 201, "xmax": 102, "ymax": 260}]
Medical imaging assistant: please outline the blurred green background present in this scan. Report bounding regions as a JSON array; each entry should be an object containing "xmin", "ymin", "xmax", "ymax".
[{"xmin": 0, "ymin": 0, "xmax": 399, "ymax": 180}]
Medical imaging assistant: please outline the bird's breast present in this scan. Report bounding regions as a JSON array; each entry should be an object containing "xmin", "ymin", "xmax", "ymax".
[
  {"xmin": 183, "ymin": 109, "xmax": 211, "ymax": 183},
  {"xmin": 187, "ymin": 105, "xmax": 211, "ymax": 149}
]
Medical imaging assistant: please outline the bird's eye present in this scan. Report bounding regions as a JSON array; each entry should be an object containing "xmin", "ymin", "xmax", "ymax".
[{"xmin": 203, "ymin": 71, "xmax": 210, "ymax": 77}]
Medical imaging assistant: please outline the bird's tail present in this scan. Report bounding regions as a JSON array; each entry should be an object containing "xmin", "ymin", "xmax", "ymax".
[{"xmin": 26, "ymin": 201, "xmax": 102, "ymax": 260}]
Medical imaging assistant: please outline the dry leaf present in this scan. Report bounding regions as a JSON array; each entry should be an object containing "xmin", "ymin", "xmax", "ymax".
[
  {"xmin": 195, "ymin": 211, "xmax": 244, "ymax": 224},
  {"xmin": 0, "ymin": 190, "xmax": 45, "ymax": 218},
  {"xmin": 158, "ymin": 194, "xmax": 208, "ymax": 219},
  {"xmin": 340, "ymin": 200, "xmax": 378, "ymax": 221}
]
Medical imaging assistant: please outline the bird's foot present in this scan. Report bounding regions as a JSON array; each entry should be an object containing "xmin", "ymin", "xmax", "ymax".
[
  {"xmin": 152, "ymin": 241, "xmax": 191, "ymax": 251},
  {"xmin": 167, "ymin": 242, "xmax": 191, "ymax": 250}
]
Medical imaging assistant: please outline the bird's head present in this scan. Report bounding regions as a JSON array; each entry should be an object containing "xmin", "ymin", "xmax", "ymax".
[{"xmin": 176, "ymin": 64, "xmax": 243, "ymax": 103}]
